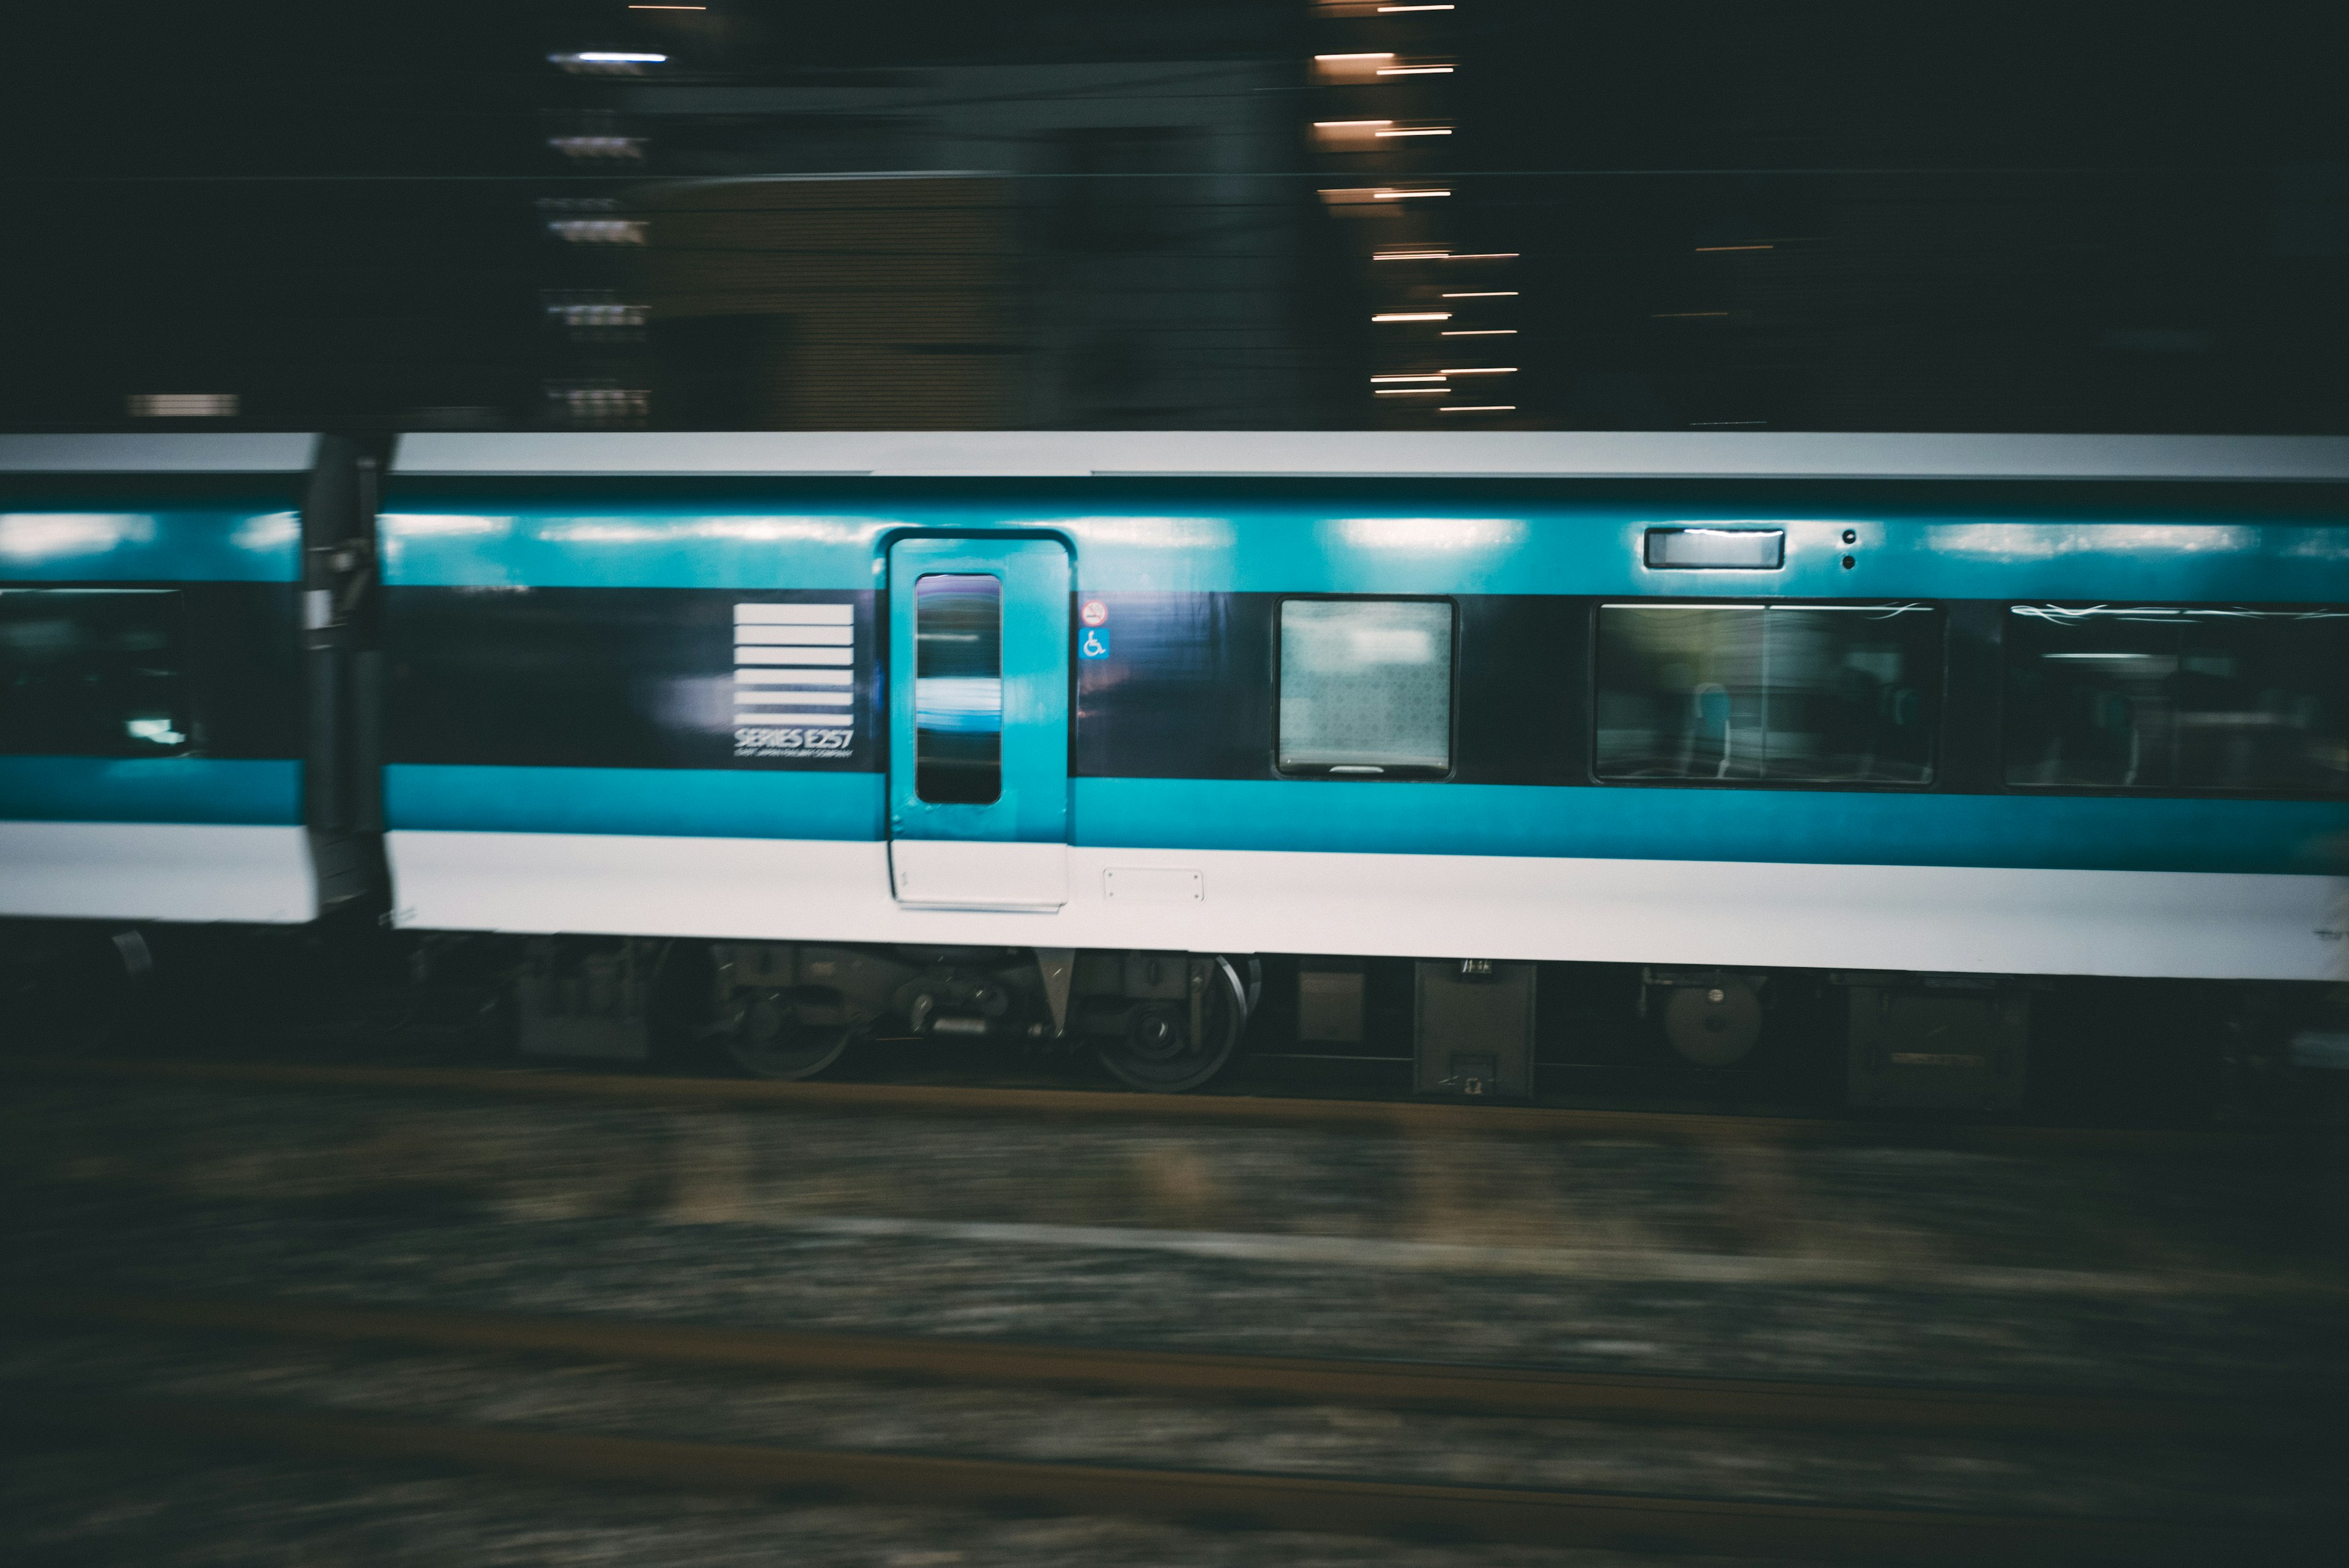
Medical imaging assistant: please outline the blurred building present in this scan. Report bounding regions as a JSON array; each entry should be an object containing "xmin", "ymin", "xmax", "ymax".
[
  {"xmin": 541, "ymin": 58, "xmax": 1334, "ymax": 431},
  {"xmin": 4, "ymin": 2, "xmax": 2342, "ymax": 434}
]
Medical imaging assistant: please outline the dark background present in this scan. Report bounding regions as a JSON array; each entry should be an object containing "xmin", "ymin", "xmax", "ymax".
[{"xmin": 3, "ymin": 1, "xmax": 2343, "ymax": 434}]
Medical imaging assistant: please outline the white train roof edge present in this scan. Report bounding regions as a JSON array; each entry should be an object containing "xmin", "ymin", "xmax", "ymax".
[
  {"xmin": 0, "ymin": 433, "xmax": 321, "ymax": 473},
  {"xmin": 390, "ymin": 431, "xmax": 2349, "ymax": 483},
  {"xmin": 5, "ymin": 431, "xmax": 2347, "ymax": 483}
]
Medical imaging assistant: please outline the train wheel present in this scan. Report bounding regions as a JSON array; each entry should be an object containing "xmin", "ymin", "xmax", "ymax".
[
  {"xmin": 1661, "ymin": 979, "xmax": 1764, "ymax": 1068},
  {"xmin": 1096, "ymin": 955, "xmax": 1249, "ymax": 1093},
  {"xmin": 722, "ymin": 989, "xmax": 856, "ymax": 1081}
]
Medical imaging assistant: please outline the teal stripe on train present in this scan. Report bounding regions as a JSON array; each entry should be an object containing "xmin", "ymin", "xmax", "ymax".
[
  {"xmin": 385, "ymin": 763, "xmax": 884, "ymax": 841},
  {"xmin": 0, "ymin": 756, "xmax": 302, "ymax": 825},
  {"xmin": 0, "ymin": 499, "xmax": 302, "ymax": 581},
  {"xmin": 378, "ymin": 762, "xmax": 2345, "ymax": 876},
  {"xmin": 377, "ymin": 486, "xmax": 2349, "ymax": 600},
  {"xmin": 1072, "ymin": 778, "xmax": 2349, "ymax": 877}
]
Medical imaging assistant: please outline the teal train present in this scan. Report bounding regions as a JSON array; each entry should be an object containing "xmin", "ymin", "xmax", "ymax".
[{"xmin": 6, "ymin": 432, "xmax": 2346, "ymax": 1101}]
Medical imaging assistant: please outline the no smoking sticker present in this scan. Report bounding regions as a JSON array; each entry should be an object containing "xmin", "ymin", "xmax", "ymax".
[{"xmin": 1080, "ymin": 599, "xmax": 1109, "ymax": 627}]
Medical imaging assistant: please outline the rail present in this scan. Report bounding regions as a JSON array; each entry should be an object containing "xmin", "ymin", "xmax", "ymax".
[{"xmin": 0, "ymin": 1054, "xmax": 2281, "ymax": 1154}]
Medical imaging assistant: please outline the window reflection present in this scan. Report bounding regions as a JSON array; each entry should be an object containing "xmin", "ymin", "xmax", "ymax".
[
  {"xmin": 913, "ymin": 573, "xmax": 1001, "ymax": 804},
  {"xmin": 2005, "ymin": 606, "xmax": 2349, "ymax": 792},
  {"xmin": 1278, "ymin": 598, "xmax": 1453, "ymax": 774},
  {"xmin": 0, "ymin": 588, "xmax": 188, "ymax": 757},
  {"xmin": 1595, "ymin": 603, "xmax": 1939, "ymax": 783}
]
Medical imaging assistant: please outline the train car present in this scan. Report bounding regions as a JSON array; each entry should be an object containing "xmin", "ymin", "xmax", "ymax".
[
  {"xmin": 0, "ymin": 433, "xmax": 392, "ymax": 1037},
  {"xmin": 7, "ymin": 431, "xmax": 2348, "ymax": 1103}
]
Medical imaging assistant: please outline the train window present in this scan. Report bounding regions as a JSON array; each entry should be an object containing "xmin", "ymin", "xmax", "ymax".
[
  {"xmin": 0, "ymin": 588, "xmax": 190, "ymax": 757},
  {"xmin": 1277, "ymin": 598, "xmax": 1454, "ymax": 776},
  {"xmin": 2004, "ymin": 606, "xmax": 2349, "ymax": 793},
  {"xmin": 1595, "ymin": 603, "xmax": 1940, "ymax": 783},
  {"xmin": 912, "ymin": 573, "xmax": 1003, "ymax": 804}
]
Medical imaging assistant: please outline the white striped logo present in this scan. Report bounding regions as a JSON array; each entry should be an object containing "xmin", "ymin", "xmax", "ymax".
[{"xmin": 733, "ymin": 601, "xmax": 856, "ymax": 757}]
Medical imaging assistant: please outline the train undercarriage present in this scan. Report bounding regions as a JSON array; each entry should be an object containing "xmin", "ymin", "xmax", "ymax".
[{"xmin": 6, "ymin": 916, "xmax": 2344, "ymax": 1123}]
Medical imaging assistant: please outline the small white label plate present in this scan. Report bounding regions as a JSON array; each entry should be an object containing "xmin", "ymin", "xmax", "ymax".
[{"xmin": 1102, "ymin": 868, "xmax": 1205, "ymax": 904}]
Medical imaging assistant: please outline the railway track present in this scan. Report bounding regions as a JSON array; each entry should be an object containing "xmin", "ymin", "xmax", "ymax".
[
  {"xmin": 0, "ymin": 1053, "xmax": 2282, "ymax": 1155},
  {"xmin": 16, "ymin": 1394, "xmax": 2287, "ymax": 1565},
  {"xmin": 5, "ymin": 1293, "xmax": 2317, "ymax": 1563},
  {"xmin": 7, "ymin": 1290, "xmax": 2306, "ymax": 1439}
]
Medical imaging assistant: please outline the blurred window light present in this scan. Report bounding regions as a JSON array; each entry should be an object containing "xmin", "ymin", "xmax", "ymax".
[
  {"xmin": 1371, "ymin": 374, "xmax": 1448, "ymax": 382},
  {"xmin": 1375, "ymin": 387, "xmax": 1451, "ymax": 396},
  {"xmin": 1439, "ymin": 366, "xmax": 1518, "ymax": 374},
  {"xmin": 628, "ymin": 4, "xmax": 706, "ymax": 8},
  {"xmin": 547, "ymin": 217, "xmax": 647, "ymax": 245},
  {"xmin": 545, "ymin": 299, "xmax": 648, "ymax": 331},
  {"xmin": 1443, "ymin": 290, "xmax": 1518, "ymax": 297},
  {"xmin": 1381, "ymin": 3, "xmax": 1458, "ymax": 9},
  {"xmin": 1439, "ymin": 405, "xmax": 1515, "ymax": 413},
  {"xmin": 1313, "ymin": 119, "xmax": 1392, "ymax": 148},
  {"xmin": 1374, "ymin": 250, "xmax": 1452, "ymax": 261},
  {"xmin": 546, "ymin": 383, "xmax": 650, "ymax": 426},
  {"xmin": 1378, "ymin": 65, "xmax": 1455, "ymax": 75},
  {"xmin": 1313, "ymin": 119, "xmax": 1452, "ymax": 146},
  {"xmin": 127, "ymin": 394, "xmax": 237, "ymax": 418},
  {"xmin": 1374, "ymin": 313, "xmax": 1451, "ymax": 322},
  {"xmin": 1442, "ymin": 329, "xmax": 1515, "ymax": 335},
  {"xmin": 1315, "ymin": 53, "xmax": 1409, "ymax": 83},
  {"xmin": 548, "ymin": 135, "xmax": 645, "ymax": 160},
  {"xmin": 1372, "ymin": 188, "xmax": 1452, "ymax": 199},
  {"xmin": 549, "ymin": 51, "xmax": 666, "ymax": 75}
]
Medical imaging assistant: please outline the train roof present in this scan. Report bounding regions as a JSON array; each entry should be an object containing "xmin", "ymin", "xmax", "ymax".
[
  {"xmin": 5, "ymin": 431, "xmax": 2349, "ymax": 483},
  {"xmin": 0, "ymin": 433, "xmax": 319, "ymax": 473},
  {"xmin": 388, "ymin": 432, "xmax": 2349, "ymax": 483}
]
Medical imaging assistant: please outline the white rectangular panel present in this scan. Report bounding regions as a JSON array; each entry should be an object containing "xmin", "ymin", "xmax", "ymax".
[
  {"xmin": 736, "ymin": 626, "xmax": 854, "ymax": 645},
  {"xmin": 736, "ymin": 648, "xmax": 853, "ymax": 665},
  {"xmin": 0, "ymin": 822, "xmax": 315, "ymax": 923},
  {"xmin": 1104, "ymin": 867, "xmax": 1204, "ymax": 904},
  {"xmin": 891, "ymin": 838, "xmax": 1069, "ymax": 912}
]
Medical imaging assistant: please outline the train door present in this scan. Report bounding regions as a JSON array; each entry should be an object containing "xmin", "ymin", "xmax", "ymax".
[{"xmin": 885, "ymin": 536, "xmax": 1071, "ymax": 910}]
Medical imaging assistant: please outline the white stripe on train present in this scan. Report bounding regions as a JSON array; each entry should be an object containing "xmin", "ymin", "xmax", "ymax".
[{"xmin": 381, "ymin": 830, "xmax": 2347, "ymax": 983}]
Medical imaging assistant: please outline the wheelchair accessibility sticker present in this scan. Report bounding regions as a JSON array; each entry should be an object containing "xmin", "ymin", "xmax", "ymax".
[{"xmin": 1078, "ymin": 627, "xmax": 1111, "ymax": 660}]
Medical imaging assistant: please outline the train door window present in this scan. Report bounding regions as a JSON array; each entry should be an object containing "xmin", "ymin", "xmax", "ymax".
[
  {"xmin": 912, "ymin": 573, "xmax": 1003, "ymax": 804},
  {"xmin": 0, "ymin": 587, "xmax": 190, "ymax": 757},
  {"xmin": 2004, "ymin": 606, "xmax": 2349, "ymax": 793},
  {"xmin": 1595, "ymin": 603, "xmax": 1940, "ymax": 783},
  {"xmin": 1277, "ymin": 598, "xmax": 1453, "ymax": 776}
]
